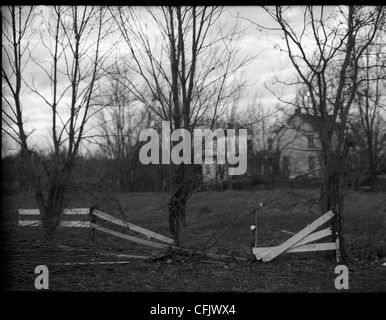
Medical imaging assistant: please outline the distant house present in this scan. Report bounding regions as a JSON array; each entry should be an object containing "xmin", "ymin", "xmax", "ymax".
[
  {"xmin": 274, "ymin": 108, "xmax": 322, "ymax": 179},
  {"xmin": 199, "ymin": 109, "xmax": 326, "ymax": 184},
  {"xmin": 199, "ymin": 120, "xmax": 252, "ymax": 184}
]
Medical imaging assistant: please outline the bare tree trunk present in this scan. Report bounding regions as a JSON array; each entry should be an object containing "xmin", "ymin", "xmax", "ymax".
[
  {"xmin": 320, "ymin": 138, "xmax": 351, "ymax": 264},
  {"xmin": 320, "ymin": 172, "xmax": 349, "ymax": 264},
  {"xmin": 42, "ymin": 187, "xmax": 65, "ymax": 236},
  {"xmin": 366, "ymin": 137, "xmax": 378, "ymax": 192},
  {"xmin": 41, "ymin": 166, "xmax": 72, "ymax": 236},
  {"xmin": 168, "ymin": 163, "xmax": 192, "ymax": 247}
]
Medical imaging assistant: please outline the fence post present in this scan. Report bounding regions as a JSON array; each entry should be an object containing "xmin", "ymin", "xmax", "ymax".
[
  {"xmin": 254, "ymin": 208, "xmax": 258, "ymax": 248},
  {"xmin": 335, "ymin": 232, "xmax": 341, "ymax": 264},
  {"xmin": 16, "ymin": 207, "xmax": 19, "ymax": 230},
  {"xmin": 89, "ymin": 207, "xmax": 96, "ymax": 245},
  {"xmin": 251, "ymin": 207, "xmax": 258, "ymax": 254}
]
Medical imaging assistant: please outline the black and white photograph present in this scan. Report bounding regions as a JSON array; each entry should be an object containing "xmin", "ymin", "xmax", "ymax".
[{"xmin": 2, "ymin": 5, "xmax": 385, "ymax": 313}]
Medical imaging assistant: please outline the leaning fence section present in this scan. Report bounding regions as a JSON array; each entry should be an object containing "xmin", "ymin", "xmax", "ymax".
[
  {"xmin": 251, "ymin": 210, "xmax": 341, "ymax": 262},
  {"xmin": 89, "ymin": 208, "xmax": 175, "ymax": 249},
  {"xmin": 17, "ymin": 207, "xmax": 175, "ymax": 249}
]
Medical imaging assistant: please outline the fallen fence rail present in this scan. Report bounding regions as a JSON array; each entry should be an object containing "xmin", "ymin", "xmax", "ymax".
[
  {"xmin": 91, "ymin": 223, "xmax": 173, "ymax": 250},
  {"xmin": 90, "ymin": 209, "xmax": 174, "ymax": 245},
  {"xmin": 252, "ymin": 210, "xmax": 340, "ymax": 262}
]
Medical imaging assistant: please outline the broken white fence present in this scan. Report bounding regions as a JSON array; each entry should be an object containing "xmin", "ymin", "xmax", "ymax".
[
  {"xmin": 17, "ymin": 207, "xmax": 175, "ymax": 249},
  {"xmin": 17, "ymin": 207, "xmax": 249, "ymax": 262},
  {"xmin": 252, "ymin": 210, "xmax": 340, "ymax": 262}
]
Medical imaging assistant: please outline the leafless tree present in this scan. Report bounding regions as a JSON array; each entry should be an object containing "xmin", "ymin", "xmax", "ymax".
[
  {"xmin": 112, "ymin": 6, "xmax": 251, "ymax": 246},
  {"xmin": 2, "ymin": 6, "xmax": 111, "ymax": 235},
  {"xmin": 94, "ymin": 66, "xmax": 154, "ymax": 192},
  {"xmin": 352, "ymin": 30, "xmax": 386, "ymax": 191},
  {"xmin": 252, "ymin": 6, "xmax": 386, "ymax": 263}
]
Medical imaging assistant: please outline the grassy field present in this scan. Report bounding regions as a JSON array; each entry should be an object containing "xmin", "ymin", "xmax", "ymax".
[{"xmin": 2, "ymin": 188, "xmax": 386, "ymax": 292}]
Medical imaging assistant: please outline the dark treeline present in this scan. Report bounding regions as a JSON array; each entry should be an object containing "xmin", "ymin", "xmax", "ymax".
[{"xmin": 3, "ymin": 142, "xmax": 385, "ymax": 194}]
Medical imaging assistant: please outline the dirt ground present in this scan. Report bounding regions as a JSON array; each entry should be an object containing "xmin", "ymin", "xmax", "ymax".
[
  {"xmin": 2, "ymin": 189, "xmax": 386, "ymax": 297},
  {"xmin": 2, "ymin": 246, "xmax": 385, "ymax": 318},
  {"xmin": 25, "ymin": 252, "xmax": 386, "ymax": 292},
  {"xmin": 4, "ymin": 245, "xmax": 385, "ymax": 292}
]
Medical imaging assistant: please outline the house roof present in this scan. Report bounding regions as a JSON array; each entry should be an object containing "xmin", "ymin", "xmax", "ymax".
[
  {"xmin": 286, "ymin": 108, "xmax": 340, "ymax": 133},
  {"xmin": 289, "ymin": 108, "xmax": 318, "ymax": 126}
]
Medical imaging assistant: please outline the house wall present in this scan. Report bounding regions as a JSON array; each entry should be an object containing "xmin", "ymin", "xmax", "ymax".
[
  {"xmin": 199, "ymin": 123, "xmax": 251, "ymax": 182},
  {"xmin": 276, "ymin": 115, "xmax": 321, "ymax": 179}
]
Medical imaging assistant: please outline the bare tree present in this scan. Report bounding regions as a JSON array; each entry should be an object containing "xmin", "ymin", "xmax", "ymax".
[
  {"xmin": 112, "ymin": 6, "xmax": 251, "ymax": 246},
  {"xmin": 95, "ymin": 66, "xmax": 154, "ymax": 192},
  {"xmin": 2, "ymin": 6, "xmax": 111, "ymax": 235},
  {"xmin": 352, "ymin": 30, "xmax": 386, "ymax": 191},
  {"xmin": 252, "ymin": 6, "xmax": 386, "ymax": 263},
  {"xmin": 347, "ymin": 113, "xmax": 386, "ymax": 190}
]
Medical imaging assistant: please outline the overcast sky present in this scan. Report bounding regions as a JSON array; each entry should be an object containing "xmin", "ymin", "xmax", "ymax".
[{"xmin": 2, "ymin": 5, "xmax": 344, "ymax": 156}]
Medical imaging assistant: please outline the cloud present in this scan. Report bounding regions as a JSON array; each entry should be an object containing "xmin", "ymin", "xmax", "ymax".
[{"xmin": 2, "ymin": 6, "xmax": 315, "ymax": 155}]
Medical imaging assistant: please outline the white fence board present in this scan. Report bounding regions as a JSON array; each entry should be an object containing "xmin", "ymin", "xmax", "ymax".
[
  {"xmin": 291, "ymin": 227, "xmax": 332, "ymax": 248},
  {"xmin": 91, "ymin": 223, "xmax": 174, "ymax": 250},
  {"xmin": 18, "ymin": 220, "xmax": 90, "ymax": 228},
  {"xmin": 261, "ymin": 210, "xmax": 334, "ymax": 262},
  {"xmin": 92, "ymin": 209, "xmax": 174, "ymax": 245},
  {"xmin": 286, "ymin": 242, "xmax": 338, "ymax": 253},
  {"xmin": 18, "ymin": 220, "xmax": 42, "ymax": 227},
  {"xmin": 18, "ymin": 208, "xmax": 89, "ymax": 215},
  {"xmin": 59, "ymin": 221, "xmax": 90, "ymax": 228},
  {"xmin": 253, "ymin": 242, "xmax": 338, "ymax": 256}
]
